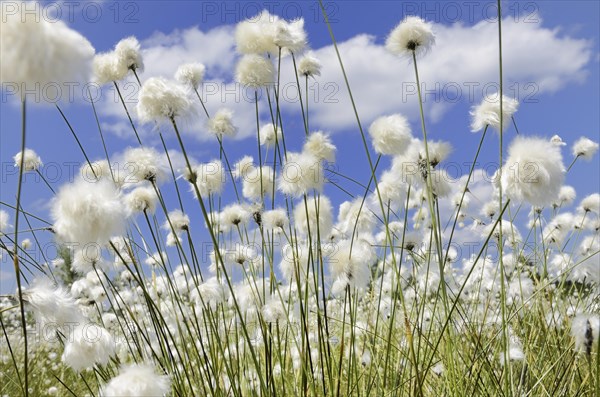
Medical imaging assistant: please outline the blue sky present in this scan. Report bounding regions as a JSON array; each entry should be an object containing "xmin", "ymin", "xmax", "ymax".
[{"xmin": 1, "ymin": 0, "xmax": 599, "ymax": 292}]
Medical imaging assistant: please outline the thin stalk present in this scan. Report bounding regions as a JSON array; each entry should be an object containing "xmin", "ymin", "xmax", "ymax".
[
  {"xmin": 55, "ymin": 104, "xmax": 96, "ymax": 178},
  {"xmin": 497, "ymin": 1, "xmax": 512, "ymax": 392},
  {"xmin": 113, "ymin": 81, "xmax": 142, "ymax": 145},
  {"xmin": 567, "ymin": 155, "xmax": 580, "ymax": 172},
  {"xmin": 13, "ymin": 98, "xmax": 29, "ymax": 397}
]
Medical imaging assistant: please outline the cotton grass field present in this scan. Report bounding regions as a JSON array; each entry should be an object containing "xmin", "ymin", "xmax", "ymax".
[{"xmin": 0, "ymin": 1, "xmax": 599, "ymax": 396}]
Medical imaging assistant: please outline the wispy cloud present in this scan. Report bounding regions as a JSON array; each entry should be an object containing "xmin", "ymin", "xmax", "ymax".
[{"xmin": 96, "ymin": 15, "xmax": 593, "ymax": 141}]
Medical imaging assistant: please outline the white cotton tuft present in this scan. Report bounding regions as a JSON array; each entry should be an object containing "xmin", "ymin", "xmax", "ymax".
[
  {"xmin": 369, "ymin": 114, "xmax": 413, "ymax": 156},
  {"xmin": 428, "ymin": 169, "xmax": 453, "ymax": 198},
  {"xmin": 235, "ymin": 54, "xmax": 275, "ymax": 88},
  {"xmin": 259, "ymin": 123, "xmax": 282, "ymax": 148},
  {"xmin": 328, "ymin": 238, "xmax": 375, "ymax": 290},
  {"xmin": 165, "ymin": 209, "xmax": 190, "ymax": 232},
  {"xmin": 23, "ymin": 278, "xmax": 84, "ymax": 326},
  {"xmin": 191, "ymin": 277, "xmax": 228, "ymax": 309},
  {"xmin": 175, "ymin": 62, "xmax": 206, "ymax": 89},
  {"xmin": 207, "ymin": 108, "xmax": 238, "ymax": 138},
  {"xmin": 13, "ymin": 149, "xmax": 42, "ymax": 171},
  {"xmin": 470, "ymin": 94, "xmax": 519, "ymax": 132},
  {"xmin": 500, "ymin": 136, "xmax": 565, "ymax": 207},
  {"xmin": 482, "ymin": 221, "xmax": 522, "ymax": 246},
  {"xmin": 550, "ymin": 134, "xmax": 566, "ymax": 146},
  {"xmin": 62, "ymin": 323, "xmax": 115, "ymax": 372},
  {"xmin": 0, "ymin": 210, "xmax": 10, "ymax": 235},
  {"xmin": 0, "ymin": 3, "xmax": 95, "ymax": 95},
  {"xmin": 375, "ymin": 170, "xmax": 408, "ymax": 205},
  {"xmin": 572, "ymin": 137, "xmax": 599, "ymax": 161},
  {"xmin": 571, "ymin": 314, "xmax": 599, "ymax": 354},
  {"xmin": 242, "ymin": 165, "xmax": 275, "ymax": 200},
  {"xmin": 233, "ymin": 156, "xmax": 255, "ymax": 179},
  {"xmin": 579, "ymin": 193, "xmax": 600, "ymax": 215},
  {"xmin": 293, "ymin": 196, "xmax": 333, "ymax": 238},
  {"xmin": 553, "ymin": 185, "xmax": 576, "ymax": 208},
  {"xmin": 125, "ymin": 186, "xmax": 157, "ymax": 214},
  {"xmin": 386, "ymin": 16, "xmax": 435, "ymax": 58},
  {"xmin": 114, "ymin": 36, "xmax": 143, "ymax": 72},
  {"xmin": 298, "ymin": 53, "xmax": 322, "ymax": 77},
  {"xmin": 100, "ymin": 363, "xmax": 171, "ymax": 397},
  {"xmin": 52, "ymin": 178, "xmax": 127, "ymax": 246},
  {"xmin": 121, "ymin": 147, "xmax": 167, "ymax": 184},
  {"xmin": 191, "ymin": 160, "xmax": 226, "ymax": 196},
  {"xmin": 274, "ymin": 18, "xmax": 307, "ymax": 54},
  {"xmin": 93, "ymin": 52, "xmax": 127, "ymax": 84},
  {"xmin": 278, "ymin": 152, "xmax": 324, "ymax": 196},
  {"xmin": 220, "ymin": 204, "xmax": 251, "ymax": 232},
  {"xmin": 137, "ymin": 77, "xmax": 194, "ymax": 122},
  {"xmin": 235, "ymin": 10, "xmax": 280, "ymax": 55},
  {"xmin": 303, "ymin": 131, "xmax": 336, "ymax": 162},
  {"xmin": 337, "ymin": 199, "xmax": 376, "ymax": 237},
  {"xmin": 79, "ymin": 160, "xmax": 122, "ymax": 186},
  {"xmin": 263, "ymin": 209, "xmax": 289, "ymax": 230}
]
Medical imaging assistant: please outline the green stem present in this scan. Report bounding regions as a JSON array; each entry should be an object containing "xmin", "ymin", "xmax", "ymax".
[
  {"xmin": 497, "ymin": 1, "xmax": 511, "ymax": 393},
  {"xmin": 55, "ymin": 105, "xmax": 97, "ymax": 178},
  {"xmin": 13, "ymin": 98, "xmax": 29, "ymax": 397},
  {"xmin": 566, "ymin": 155, "xmax": 580, "ymax": 172},
  {"xmin": 113, "ymin": 81, "xmax": 142, "ymax": 145}
]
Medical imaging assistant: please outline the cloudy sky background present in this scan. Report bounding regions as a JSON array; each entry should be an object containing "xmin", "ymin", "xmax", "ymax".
[{"xmin": 1, "ymin": 1, "xmax": 599, "ymax": 290}]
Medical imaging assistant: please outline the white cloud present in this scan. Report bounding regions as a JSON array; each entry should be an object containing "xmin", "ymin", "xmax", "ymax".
[
  {"xmin": 277, "ymin": 15, "xmax": 592, "ymax": 132},
  {"xmin": 96, "ymin": 26, "xmax": 261, "ymax": 142},
  {"xmin": 97, "ymin": 15, "xmax": 593, "ymax": 141}
]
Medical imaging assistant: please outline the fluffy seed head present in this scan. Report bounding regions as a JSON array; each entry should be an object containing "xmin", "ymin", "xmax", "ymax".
[
  {"xmin": 125, "ymin": 186, "xmax": 157, "ymax": 214},
  {"xmin": 165, "ymin": 209, "xmax": 190, "ymax": 232},
  {"xmin": 500, "ymin": 136, "xmax": 565, "ymax": 207},
  {"xmin": 221, "ymin": 204, "xmax": 251, "ymax": 231},
  {"xmin": 114, "ymin": 36, "xmax": 144, "ymax": 72},
  {"xmin": 298, "ymin": 54, "xmax": 322, "ymax": 77},
  {"xmin": 242, "ymin": 165, "xmax": 275, "ymax": 200},
  {"xmin": 553, "ymin": 185, "xmax": 576, "ymax": 208},
  {"xmin": 386, "ymin": 16, "xmax": 435, "ymax": 57},
  {"xmin": 93, "ymin": 52, "xmax": 127, "ymax": 84},
  {"xmin": 551, "ymin": 134, "xmax": 566, "ymax": 146},
  {"xmin": 175, "ymin": 62, "xmax": 206, "ymax": 89},
  {"xmin": 235, "ymin": 54, "xmax": 275, "ymax": 88},
  {"xmin": 0, "ymin": 3, "xmax": 95, "ymax": 95},
  {"xmin": 100, "ymin": 363, "xmax": 170, "ymax": 397},
  {"xmin": 235, "ymin": 10, "xmax": 280, "ymax": 55},
  {"xmin": 137, "ymin": 77, "xmax": 194, "ymax": 122},
  {"xmin": 13, "ymin": 149, "xmax": 42, "ymax": 171},
  {"xmin": 207, "ymin": 108, "xmax": 238, "ymax": 137},
  {"xmin": 259, "ymin": 123, "xmax": 282, "ymax": 147},
  {"xmin": 192, "ymin": 160, "xmax": 226, "ymax": 196},
  {"xmin": 52, "ymin": 178, "xmax": 127, "ymax": 246},
  {"xmin": 263, "ymin": 209, "xmax": 289, "ymax": 230},
  {"xmin": 303, "ymin": 131, "xmax": 336, "ymax": 162},
  {"xmin": 470, "ymin": 94, "xmax": 519, "ymax": 132},
  {"xmin": 233, "ymin": 155, "xmax": 255, "ymax": 179},
  {"xmin": 22, "ymin": 278, "xmax": 84, "ymax": 326},
  {"xmin": 278, "ymin": 152, "xmax": 325, "ymax": 196},
  {"xmin": 572, "ymin": 137, "xmax": 599, "ymax": 160},
  {"xmin": 122, "ymin": 147, "xmax": 167, "ymax": 184},
  {"xmin": 293, "ymin": 196, "xmax": 333, "ymax": 238},
  {"xmin": 579, "ymin": 193, "xmax": 600, "ymax": 215},
  {"xmin": 274, "ymin": 18, "xmax": 307, "ymax": 54},
  {"xmin": 0, "ymin": 210, "xmax": 10, "ymax": 235},
  {"xmin": 571, "ymin": 314, "xmax": 599, "ymax": 355},
  {"xmin": 62, "ymin": 323, "xmax": 115, "ymax": 372},
  {"xmin": 368, "ymin": 114, "xmax": 413, "ymax": 156}
]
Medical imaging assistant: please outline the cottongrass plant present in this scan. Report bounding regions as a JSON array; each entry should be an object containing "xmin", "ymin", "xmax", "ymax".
[{"xmin": 1, "ymin": 2, "xmax": 599, "ymax": 397}]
